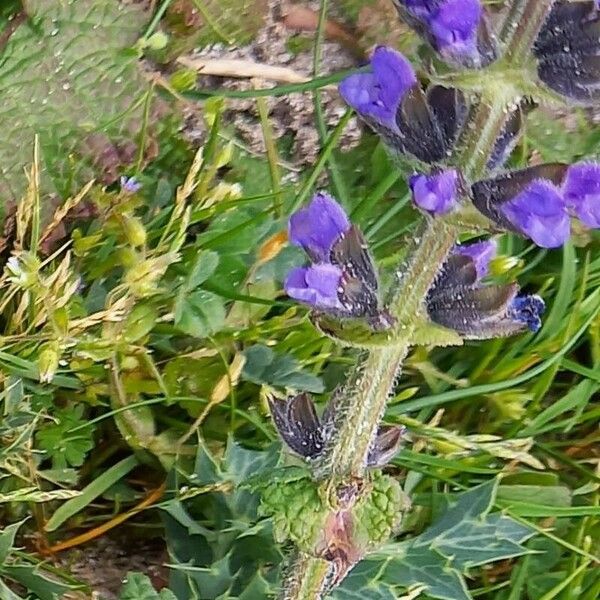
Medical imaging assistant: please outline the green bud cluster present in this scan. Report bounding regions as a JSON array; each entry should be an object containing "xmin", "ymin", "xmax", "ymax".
[
  {"xmin": 259, "ymin": 476, "xmax": 328, "ymax": 552},
  {"xmin": 355, "ymin": 472, "xmax": 409, "ymax": 546}
]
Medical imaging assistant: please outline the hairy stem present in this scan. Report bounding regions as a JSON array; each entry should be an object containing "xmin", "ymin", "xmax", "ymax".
[
  {"xmin": 500, "ymin": 0, "xmax": 557, "ymax": 65},
  {"xmin": 280, "ymin": 0, "xmax": 552, "ymax": 597}
]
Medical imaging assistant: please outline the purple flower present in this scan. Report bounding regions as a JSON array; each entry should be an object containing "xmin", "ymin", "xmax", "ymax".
[
  {"xmin": 562, "ymin": 162, "xmax": 600, "ymax": 228},
  {"xmin": 499, "ymin": 180, "xmax": 570, "ymax": 249},
  {"xmin": 508, "ymin": 295, "xmax": 545, "ymax": 333},
  {"xmin": 285, "ymin": 264, "xmax": 343, "ymax": 311},
  {"xmin": 285, "ymin": 192, "xmax": 386, "ymax": 322},
  {"xmin": 454, "ymin": 239, "xmax": 497, "ymax": 279},
  {"xmin": 120, "ymin": 176, "xmax": 142, "ymax": 194},
  {"xmin": 394, "ymin": 0, "xmax": 493, "ymax": 67},
  {"xmin": 289, "ymin": 192, "xmax": 350, "ymax": 262},
  {"xmin": 428, "ymin": 0, "xmax": 482, "ymax": 64},
  {"xmin": 339, "ymin": 46, "xmax": 416, "ymax": 132},
  {"xmin": 410, "ymin": 169, "xmax": 459, "ymax": 215}
]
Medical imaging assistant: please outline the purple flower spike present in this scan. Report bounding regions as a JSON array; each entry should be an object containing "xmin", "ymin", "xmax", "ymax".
[
  {"xmin": 508, "ymin": 295, "xmax": 545, "ymax": 333},
  {"xmin": 429, "ymin": 0, "xmax": 482, "ymax": 63},
  {"xmin": 410, "ymin": 169, "xmax": 459, "ymax": 216},
  {"xmin": 339, "ymin": 47, "xmax": 416, "ymax": 131},
  {"xmin": 454, "ymin": 239, "xmax": 497, "ymax": 280},
  {"xmin": 500, "ymin": 180, "xmax": 570, "ymax": 249},
  {"xmin": 285, "ymin": 265, "xmax": 343, "ymax": 311},
  {"xmin": 289, "ymin": 192, "xmax": 351, "ymax": 262},
  {"xmin": 563, "ymin": 162, "xmax": 600, "ymax": 228}
]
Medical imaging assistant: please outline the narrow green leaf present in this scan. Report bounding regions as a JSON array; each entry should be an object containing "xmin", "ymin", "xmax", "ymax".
[{"xmin": 45, "ymin": 455, "xmax": 138, "ymax": 532}]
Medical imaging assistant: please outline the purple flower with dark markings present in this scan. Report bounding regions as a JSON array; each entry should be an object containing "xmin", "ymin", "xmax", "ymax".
[
  {"xmin": 454, "ymin": 239, "xmax": 497, "ymax": 279},
  {"xmin": 499, "ymin": 180, "xmax": 570, "ymax": 249},
  {"xmin": 289, "ymin": 191, "xmax": 351, "ymax": 261},
  {"xmin": 562, "ymin": 162, "xmax": 600, "ymax": 228},
  {"xmin": 427, "ymin": 249, "xmax": 546, "ymax": 338},
  {"xmin": 285, "ymin": 265, "xmax": 344, "ymax": 311},
  {"xmin": 409, "ymin": 169, "xmax": 459, "ymax": 216},
  {"xmin": 285, "ymin": 192, "xmax": 386, "ymax": 323},
  {"xmin": 120, "ymin": 176, "xmax": 142, "ymax": 194},
  {"xmin": 339, "ymin": 46, "xmax": 416, "ymax": 133}
]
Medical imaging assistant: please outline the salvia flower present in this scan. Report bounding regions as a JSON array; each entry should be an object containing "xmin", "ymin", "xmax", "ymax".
[
  {"xmin": 338, "ymin": 46, "xmax": 416, "ymax": 134},
  {"xmin": 534, "ymin": 1, "xmax": 600, "ymax": 103},
  {"xmin": 269, "ymin": 394, "xmax": 405, "ymax": 467},
  {"xmin": 427, "ymin": 243, "xmax": 545, "ymax": 338},
  {"xmin": 410, "ymin": 169, "xmax": 459, "ymax": 215},
  {"xmin": 286, "ymin": 192, "xmax": 389, "ymax": 324},
  {"xmin": 392, "ymin": 0, "xmax": 497, "ymax": 68},
  {"xmin": 339, "ymin": 47, "xmax": 467, "ymax": 164},
  {"xmin": 471, "ymin": 162, "xmax": 600, "ymax": 248}
]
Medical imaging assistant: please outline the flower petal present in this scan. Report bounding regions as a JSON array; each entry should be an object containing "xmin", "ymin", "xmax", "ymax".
[
  {"xmin": 285, "ymin": 264, "xmax": 344, "ymax": 310},
  {"xmin": 500, "ymin": 181, "xmax": 570, "ymax": 248},
  {"xmin": 410, "ymin": 169, "xmax": 459, "ymax": 215},
  {"xmin": 339, "ymin": 46, "xmax": 416, "ymax": 131},
  {"xmin": 454, "ymin": 239, "xmax": 497, "ymax": 280},
  {"xmin": 289, "ymin": 192, "xmax": 351, "ymax": 261},
  {"xmin": 563, "ymin": 162, "xmax": 600, "ymax": 228}
]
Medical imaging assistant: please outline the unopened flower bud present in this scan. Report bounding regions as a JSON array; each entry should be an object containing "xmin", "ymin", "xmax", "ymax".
[
  {"xmin": 38, "ymin": 341, "xmax": 60, "ymax": 384},
  {"xmin": 122, "ymin": 215, "xmax": 147, "ymax": 247}
]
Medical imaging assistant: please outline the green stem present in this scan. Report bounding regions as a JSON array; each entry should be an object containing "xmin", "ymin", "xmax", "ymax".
[{"xmin": 501, "ymin": 0, "xmax": 557, "ymax": 66}]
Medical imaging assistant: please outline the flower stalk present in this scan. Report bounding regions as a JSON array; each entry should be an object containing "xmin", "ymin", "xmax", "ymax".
[{"xmin": 279, "ymin": 1, "xmax": 559, "ymax": 598}]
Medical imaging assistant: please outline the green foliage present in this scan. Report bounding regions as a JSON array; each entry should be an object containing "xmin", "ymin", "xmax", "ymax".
[
  {"xmin": 338, "ymin": 480, "xmax": 535, "ymax": 600},
  {"xmin": 119, "ymin": 573, "xmax": 177, "ymax": 600},
  {"xmin": 0, "ymin": 0, "xmax": 164, "ymax": 201}
]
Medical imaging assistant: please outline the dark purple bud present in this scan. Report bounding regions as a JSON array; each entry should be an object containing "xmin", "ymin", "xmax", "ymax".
[
  {"xmin": 268, "ymin": 394, "xmax": 325, "ymax": 460},
  {"xmin": 289, "ymin": 191, "xmax": 351, "ymax": 262},
  {"xmin": 454, "ymin": 239, "xmax": 497, "ymax": 280},
  {"xmin": 471, "ymin": 164, "xmax": 571, "ymax": 248},
  {"xmin": 427, "ymin": 246, "xmax": 545, "ymax": 339},
  {"xmin": 410, "ymin": 169, "xmax": 459, "ymax": 215},
  {"xmin": 338, "ymin": 47, "xmax": 416, "ymax": 133},
  {"xmin": 499, "ymin": 181, "xmax": 570, "ymax": 249},
  {"xmin": 534, "ymin": 1, "xmax": 600, "ymax": 104},
  {"xmin": 285, "ymin": 265, "xmax": 344, "ymax": 311},
  {"xmin": 393, "ymin": 0, "xmax": 496, "ymax": 68},
  {"xmin": 367, "ymin": 425, "xmax": 406, "ymax": 468},
  {"xmin": 562, "ymin": 162, "xmax": 600, "ymax": 228},
  {"xmin": 508, "ymin": 295, "xmax": 545, "ymax": 333}
]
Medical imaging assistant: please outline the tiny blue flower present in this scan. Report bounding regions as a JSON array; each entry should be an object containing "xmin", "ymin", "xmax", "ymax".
[
  {"xmin": 409, "ymin": 169, "xmax": 459, "ymax": 216},
  {"xmin": 120, "ymin": 176, "xmax": 142, "ymax": 194}
]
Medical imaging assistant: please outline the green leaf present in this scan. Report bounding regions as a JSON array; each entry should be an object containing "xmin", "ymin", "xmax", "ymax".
[
  {"xmin": 45, "ymin": 455, "xmax": 138, "ymax": 532},
  {"xmin": 2, "ymin": 565, "xmax": 75, "ymax": 600},
  {"xmin": 0, "ymin": 520, "xmax": 25, "ymax": 564},
  {"xmin": 119, "ymin": 572, "xmax": 177, "ymax": 599},
  {"xmin": 174, "ymin": 290, "xmax": 226, "ymax": 338},
  {"xmin": 185, "ymin": 250, "xmax": 220, "ymax": 291},
  {"xmin": 242, "ymin": 345, "xmax": 324, "ymax": 393},
  {"xmin": 0, "ymin": 0, "xmax": 163, "ymax": 201},
  {"xmin": 342, "ymin": 479, "xmax": 536, "ymax": 600}
]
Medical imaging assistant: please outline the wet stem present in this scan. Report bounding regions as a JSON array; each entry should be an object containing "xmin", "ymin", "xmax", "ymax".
[{"xmin": 280, "ymin": 0, "xmax": 558, "ymax": 597}]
